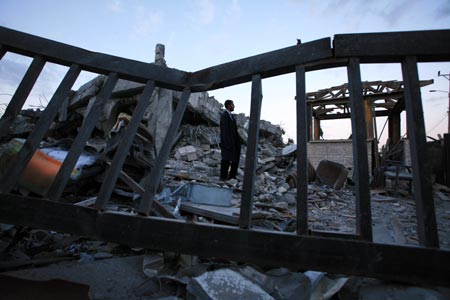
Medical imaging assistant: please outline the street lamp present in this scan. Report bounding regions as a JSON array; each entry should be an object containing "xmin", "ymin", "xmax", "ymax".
[{"xmin": 430, "ymin": 71, "xmax": 450, "ymax": 133}]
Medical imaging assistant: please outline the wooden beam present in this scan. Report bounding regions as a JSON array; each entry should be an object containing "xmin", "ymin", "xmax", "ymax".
[
  {"xmin": 313, "ymin": 117, "xmax": 321, "ymax": 140},
  {"xmin": 401, "ymin": 56, "xmax": 439, "ymax": 247},
  {"xmin": 188, "ymin": 38, "xmax": 332, "ymax": 91},
  {"xmin": 240, "ymin": 75, "xmax": 262, "ymax": 229},
  {"xmin": 0, "ymin": 194, "xmax": 449, "ymax": 287},
  {"xmin": 95, "ymin": 81, "xmax": 156, "ymax": 209},
  {"xmin": 0, "ymin": 64, "xmax": 81, "ymax": 194},
  {"xmin": 307, "ymin": 91, "xmax": 405, "ymax": 106},
  {"xmin": 0, "ymin": 56, "xmax": 45, "ymax": 139},
  {"xmin": 347, "ymin": 59, "xmax": 373, "ymax": 241},
  {"xmin": 138, "ymin": 88, "xmax": 191, "ymax": 215},
  {"xmin": 295, "ymin": 65, "xmax": 308, "ymax": 235},
  {"xmin": 47, "ymin": 73, "xmax": 119, "ymax": 200},
  {"xmin": 365, "ymin": 99, "xmax": 374, "ymax": 139},
  {"xmin": 334, "ymin": 29, "xmax": 450, "ymax": 63},
  {"xmin": 0, "ymin": 26, "xmax": 188, "ymax": 91},
  {"xmin": 318, "ymin": 109, "xmax": 391, "ymax": 120}
]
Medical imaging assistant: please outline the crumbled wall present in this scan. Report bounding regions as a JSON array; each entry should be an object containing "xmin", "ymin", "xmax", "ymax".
[{"xmin": 307, "ymin": 140, "xmax": 373, "ymax": 178}]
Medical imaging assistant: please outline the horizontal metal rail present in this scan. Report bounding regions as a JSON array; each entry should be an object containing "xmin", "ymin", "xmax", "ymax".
[{"xmin": 0, "ymin": 194, "xmax": 449, "ymax": 287}]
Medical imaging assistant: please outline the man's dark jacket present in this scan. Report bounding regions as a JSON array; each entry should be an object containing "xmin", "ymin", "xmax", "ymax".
[{"xmin": 220, "ymin": 110, "xmax": 241, "ymax": 162}]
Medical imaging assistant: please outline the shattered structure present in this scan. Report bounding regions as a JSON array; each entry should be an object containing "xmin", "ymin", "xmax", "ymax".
[{"xmin": 1, "ymin": 26, "xmax": 450, "ymax": 298}]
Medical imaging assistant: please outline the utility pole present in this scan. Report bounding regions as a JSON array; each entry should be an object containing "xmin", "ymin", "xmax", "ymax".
[{"xmin": 438, "ymin": 71, "xmax": 450, "ymax": 133}]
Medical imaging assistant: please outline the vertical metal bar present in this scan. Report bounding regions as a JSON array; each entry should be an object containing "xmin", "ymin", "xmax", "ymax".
[
  {"xmin": 0, "ymin": 56, "xmax": 46, "ymax": 139},
  {"xmin": 47, "ymin": 73, "xmax": 119, "ymax": 201},
  {"xmin": 95, "ymin": 80, "xmax": 156, "ymax": 209},
  {"xmin": 0, "ymin": 45, "xmax": 6, "ymax": 60},
  {"xmin": 347, "ymin": 58, "xmax": 373, "ymax": 241},
  {"xmin": 138, "ymin": 88, "xmax": 191, "ymax": 215},
  {"xmin": 239, "ymin": 74, "xmax": 262, "ymax": 229},
  {"xmin": 296, "ymin": 65, "xmax": 308, "ymax": 235},
  {"xmin": 0, "ymin": 64, "xmax": 81, "ymax": 194},
  {"xmin": 401, "ymin": 56, "xmax": 439, "ymax": 247},
  {"xmin": 445, "ymin": 134, "xmax": 450, "ymax": 188}
]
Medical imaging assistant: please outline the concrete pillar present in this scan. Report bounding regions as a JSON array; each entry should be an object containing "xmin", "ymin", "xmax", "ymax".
[
  {"xmin": 145, "ymin": 44, "xmax": 172, "ymax": 155},
  {"xmin": 154, "ymin": 44, "xmax": 166, "ymax": 66}
]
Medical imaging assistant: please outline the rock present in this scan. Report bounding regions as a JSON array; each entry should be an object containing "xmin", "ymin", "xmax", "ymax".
[
  {"xmin": 278, "ymin": 186, "xmax": 288, "ymax": 194},
  {"xmin": 315, "ymin": 160, "xmax": 349, "ymax": 190},
  {"xmin": 274, "ymin": 202, "xmax": 289, "ymax": 210},
  {"xmin": 142, "ymin": 254, "xmax": 164, "ymax": 278},
  {"xmin": 278, "ymin": 193, "xmax": 296, "ymax": 205}
]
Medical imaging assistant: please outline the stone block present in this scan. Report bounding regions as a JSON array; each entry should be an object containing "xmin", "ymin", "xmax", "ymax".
[
  {"xmin": 315, "ymin": 160, "xmax": 349, "ymax": 190},
  {"xmin": 175, "ymin": 146, "xmax": 197, "ymax": 161}
]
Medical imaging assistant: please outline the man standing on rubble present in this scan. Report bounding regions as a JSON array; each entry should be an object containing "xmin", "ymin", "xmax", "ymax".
[{"xmin": 220, "ymin": 100, "xmax": 241, "ymax": 180}]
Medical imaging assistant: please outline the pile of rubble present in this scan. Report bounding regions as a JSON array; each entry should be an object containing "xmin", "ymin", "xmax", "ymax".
[{"xmin": 1, "ymin": 67, "xmax": 450, "ymax": 298}]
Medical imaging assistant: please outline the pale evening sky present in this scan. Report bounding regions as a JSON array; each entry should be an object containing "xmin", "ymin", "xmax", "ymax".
[{"xmin": 0, "ymin": 0, "xmax": 449, "ymax": 144}]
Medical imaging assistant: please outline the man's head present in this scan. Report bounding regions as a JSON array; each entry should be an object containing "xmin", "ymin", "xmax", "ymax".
[{"xmin": 224, "ymin": 100, "xmax": 235, "ymax": 112}]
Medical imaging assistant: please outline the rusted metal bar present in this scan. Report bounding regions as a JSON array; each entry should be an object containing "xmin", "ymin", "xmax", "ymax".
[
  {"xmin": 239, "ymin": 74, "xmax": 262, "ymax": 229},
  {"xmin": 347, "ymin": 58, "xmax": 373, "ymax": 241},
  {"xmin": 295, "ymin": 65, "xmax": 308, "ymax": 235},
  {"xmin": 0, "ymin": 64, "xmax": 81, "ymax": 194},
  {"xmin": 401, "ymin": 56, "xmax": 439, "ymax": 247},
  {"xmin": 95, "ymin": 80, "xmax": 156, "ymax": 210},
  {"xmin": 137, "ymin": 88, "xmax": 191, "ymax": 215},
  {"xmin": 47, "ymin": 73, "xmax": 119, "ymax": 201},
  {"xmin": 0, "ymin": 56, "xmax": 45, "ymax": 139}
]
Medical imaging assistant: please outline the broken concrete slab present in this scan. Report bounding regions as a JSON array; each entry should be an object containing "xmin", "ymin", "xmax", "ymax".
[
  {"xmin": 315, "ymin": 160, "xmax": 349, "ymax": 190},
  {"xmin": 285, "ymin": 160, "xmax": 317, "ymax": 188},
  {"xmin": 175, "ymin": 145, "xmax": 198, "ymax": 161},
  {"xmin": 240, "ymin": 266, "xmax": 312, "ymax": 300},
  {"xmin": 187, "ymin": 268, "xmax": 275, "ymax": 300},
  {"xmin": 142, "ymin": 254, "xmax": 164, "ymax": 278},
  {"xmin": 170, "ymin": 182, "xmax": 233, "ymax": 207},
  {"xmin": 180, "ymin": 203, "xmax": 240, "ymax": 225}
]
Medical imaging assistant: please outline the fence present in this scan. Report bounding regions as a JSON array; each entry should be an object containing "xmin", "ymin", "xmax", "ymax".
[{"xmin": 0, "ymin": 26, "xmax": 449, "ymax": 286}]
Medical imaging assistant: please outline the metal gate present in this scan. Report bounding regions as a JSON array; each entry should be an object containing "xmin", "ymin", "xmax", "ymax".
[{"xmin": 0, "ymin": 26, "xmax": 449, "ymax": 286}]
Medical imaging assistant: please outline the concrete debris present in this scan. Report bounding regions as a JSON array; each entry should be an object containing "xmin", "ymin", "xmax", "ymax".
[
  {"xmin": 178, "ymin": 182, "xmax": 233, "ymax": 207},
  {"xmin": 315, "ymin": 160, "xmax": 349, "ymax": 190},
  {"xmin": 176, "ymin": 145, "xmax": 198, "ymax": 161},
  {"xmin": 243, "ymin": 266, "xmax": 312, "ymax": 300},
  {"xmin": 142, "ymin": 254, "xmax": 164, "ymax": 278},
  {"xmin": 187, "ymin": 268, "xmax": 275, "ymax": 300}
]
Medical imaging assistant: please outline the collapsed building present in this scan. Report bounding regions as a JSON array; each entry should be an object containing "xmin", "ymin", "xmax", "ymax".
[{"xmin": 0, "ymin": 26, "xmax": 450, "ymax": 299}]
